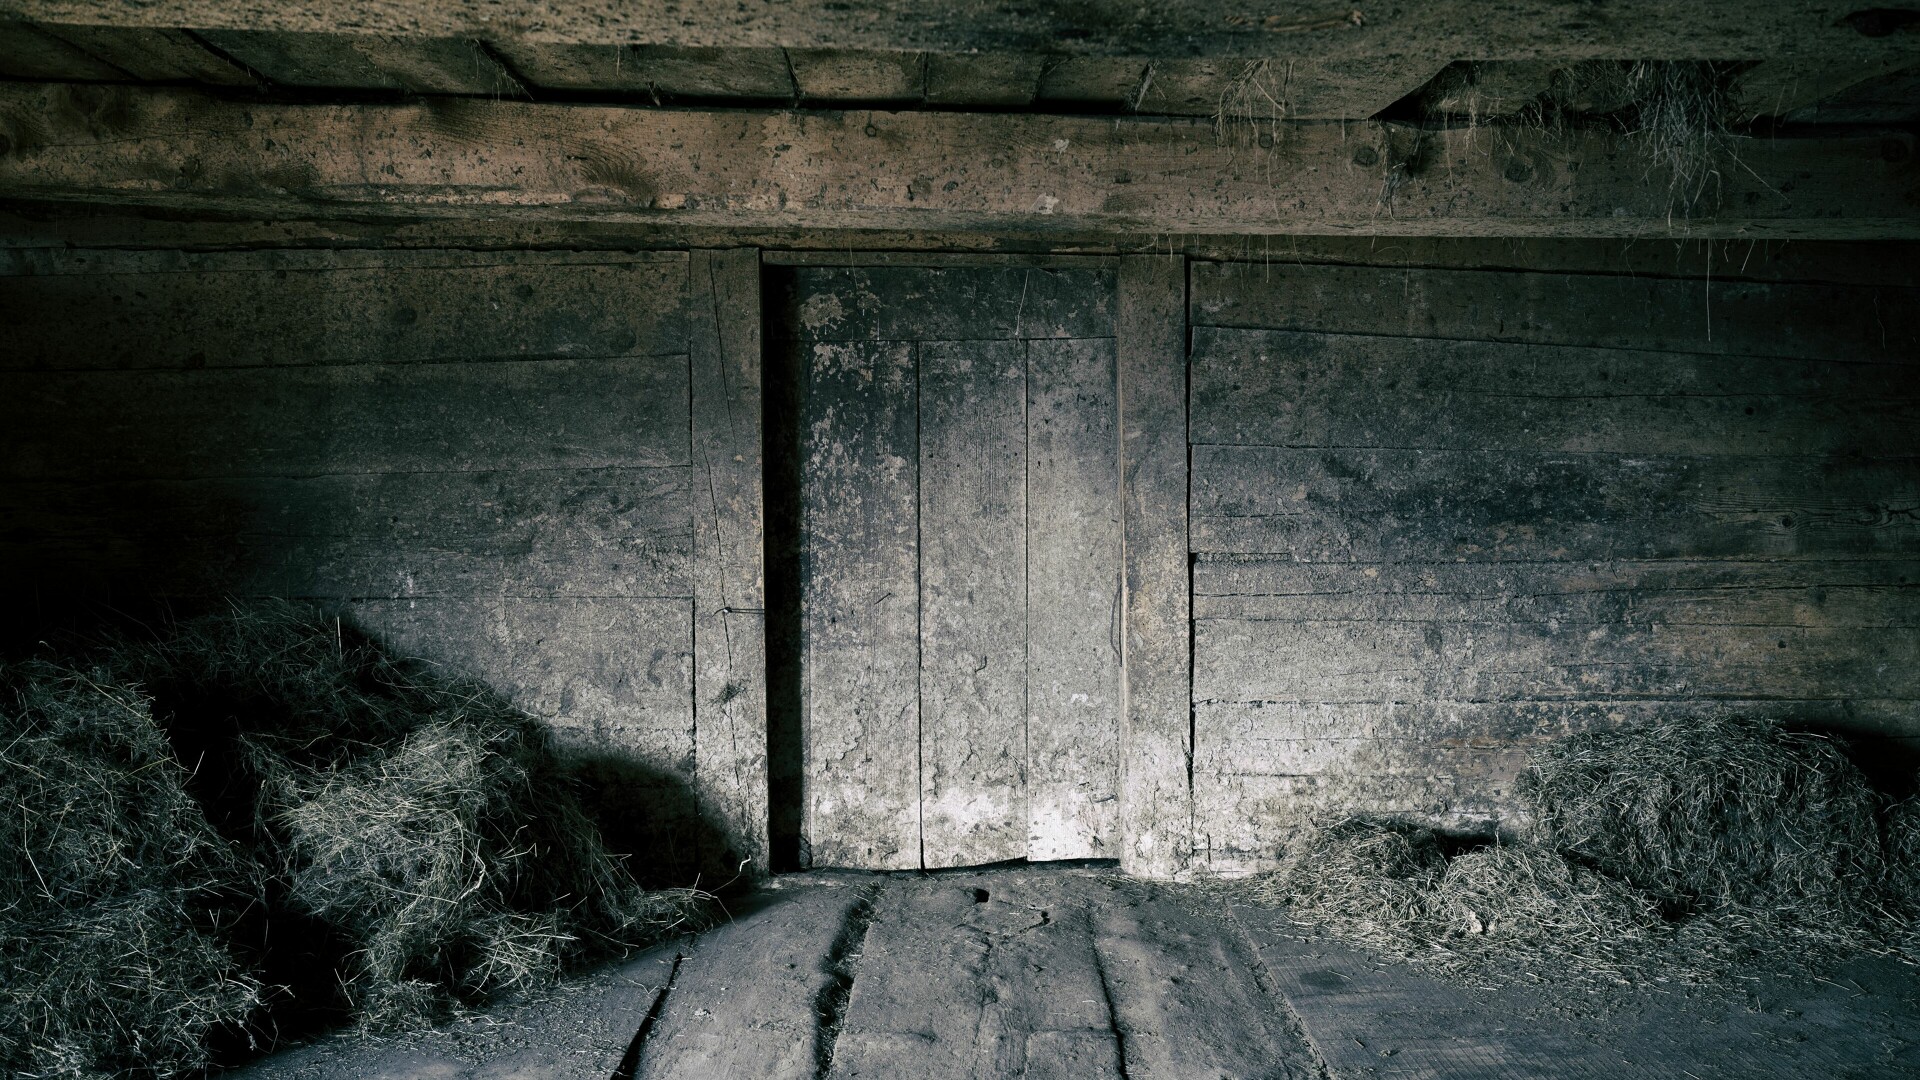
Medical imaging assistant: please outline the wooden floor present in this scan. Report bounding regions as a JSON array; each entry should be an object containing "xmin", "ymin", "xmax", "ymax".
[{"xmin": 228, "ymin": 865, "xmax": 1920, "ymax": 1080}]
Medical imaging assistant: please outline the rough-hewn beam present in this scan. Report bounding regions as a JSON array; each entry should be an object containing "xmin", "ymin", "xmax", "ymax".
[
  {"xmin": 6, "ymin": 1, "xmax": 1920, "ymax": 61},
  {"xmin": 1, "ymin": 83, "xmax": 1915, "ymax": 239}
]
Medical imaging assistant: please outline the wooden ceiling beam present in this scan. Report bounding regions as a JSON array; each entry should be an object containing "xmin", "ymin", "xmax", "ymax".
[
  {"xmin": 0, "ymin": 83, "xmax": 1914, "ymax": 239},
  {"xmin": 4, "ymin": 1, "xmax": 1920, "ymax": 61}
]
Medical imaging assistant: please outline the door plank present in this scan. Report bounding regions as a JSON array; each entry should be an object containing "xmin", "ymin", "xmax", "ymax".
[
  {"xmin": 1115, "ymin": 256, "xmax": 1192, "ymax": 879},
  {"xmin": 690, "ymin": 248, "xmax": 770, "ymax": 875},
  {"xmin": 802, "ymin": 340, "xmax": 922, "ymax": 870},
  {"xmin": 1027, "ymin": 337, "xmax": 1124, "ymax": 861},
  {"xmin": 919, "ymin": 339, "xmax": 1030, "ymax": 868}
]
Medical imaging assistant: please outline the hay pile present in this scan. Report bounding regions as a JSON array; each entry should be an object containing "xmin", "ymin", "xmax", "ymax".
[
  {"xmin": 1, "ymin": 602, "xmax": 710, "ymax": 1079},
  {"xmin": 1252, "ymin": 717, "xmax": 1917, "ymax": 988},
  {"xmin": 0, "ymin": 663, "xmax": 261, "ymax": 1079}
]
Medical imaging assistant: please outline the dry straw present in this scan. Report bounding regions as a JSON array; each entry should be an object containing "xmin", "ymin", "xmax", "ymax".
[
  {"xmin": 2, "ymin": 601, "xmax": 712, "ymax": 1078},
  {"xmin": 1250, "ymin": 717, "xmax": 1916, "ymax": 989}
]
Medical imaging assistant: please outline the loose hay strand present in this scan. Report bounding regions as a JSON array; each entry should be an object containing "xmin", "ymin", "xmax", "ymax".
[
  {"xmin": 1247, "ymin": 716, "xmax": 1916, "ymax": 991},
  {"xmin": 3, "ymin": 601, "xmax": 715, "ymax": 1077}
]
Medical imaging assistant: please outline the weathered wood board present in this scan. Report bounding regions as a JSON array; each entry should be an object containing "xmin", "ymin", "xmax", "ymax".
[
  {"xmin": 800, "ymin": 338, "xmax": 924, "ymax": 871},
  {"xmin": 5, "ymin": 85, "xmax": 1916, "ymax": 239},
  {"xmin": 1026, "ymin": 338, "xmax": 1123, "ymax": 862},
  {"xmin": 9, "ymin": 1, "xmax": 1918, "ymax": 64},
  {"xmin": 1185, "ymin": 258, "xmax": 1920, "ymax": 873},
  {"xmin": 0, "ymin": 247, "xmax": 771, "ymax": 880},
  {"xmin": 783, "ymin": 265, "xmax": 1125, "ymax": 870},
  {"xmin": 919, "ymin": 339, "xmax": 1029, "ymax": 868},
  {"xmin": 826, "ymin": 874, "xmax": 1123, "ymax": 1080},
  {"xmin": 690, "ymin": 248, "xmax": 770, "ymax": 876},
  {"xmin": 638, "ymin": 884, "xmax": 872, "ymax": 1080},
  {"xmin": 1190, "ymin": 260, "xmax": 1920, "ymax": 363},
  {"xmin": 1115, "ymin": 255, "xmax": 1191, "ymax": 880},
  {"xmin": 0, "ymin": 249, "xmax": 689, "ymax": 371}
]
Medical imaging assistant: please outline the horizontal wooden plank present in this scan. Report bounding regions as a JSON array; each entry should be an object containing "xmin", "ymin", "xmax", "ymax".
[
  {"xmin": 1194, "ymin": 617, "xmax": 1920, "ymax": 703},
  {"xmin": 489, "ymin": 42, "xmax": 794, "ymax": 97},
  {"xmin": 1196, "ymin": 698, "xmax": 1920, "ymax": 752},
  {"xmin": 198, "ymin": 29, "xmax": 522, "ymax": 94},
  {"xmin": 772, "ymin": 266, "xmax": 1115, "ymax": 341},
  {"xmin": 1189, "ymin": 447, "xmax": 1920, "ymax": 559},
  {"xmin": 10, "ymin": 2, "xmax": 1919, "ymax": 62},
  {"xmin": 1194, "ymin": 558, "xmax": 1920, "ymax": 627},
  {"xmin": 1189, "ymin": 261, "xmax": 1920, "ymax": 362},
  {"xmin": 0, "ymin": 468, "xmax": 693, "ymax": 597},
  {"xmin": 3, "ymin": 85, "xmax": 1914, "ymax": 238},
  {"xmin": 925, "ymin": 52, "xmax": 1045, "ymax": 107},
  {"xmin": 349, "ymin": 596, "xmax": 694, "ymax": 762},
  {"xmin": 789, "ymin": 48, "xmax": 923, "ymax": 104},
  {"xmin": 0, "ymin": 248, "xmax": 688, "ymax": 371},
  {"xmin": 0, "ymin": 20, "xmax": 124, "ymax": 79},
  {"xmin": 32, "ymin": 24, "xmax": 255, "ymax": 84},
  {"xmin": 1139, "ymin": 57, "xmax": 1445, "ymax": 120},
  {"xmin": 1189, "ymin": 329, "xmax": 1920, "ymax": 453},
  {"xmin": 2, "ymin": 355, "xmax": 691, "ymax": 479}
]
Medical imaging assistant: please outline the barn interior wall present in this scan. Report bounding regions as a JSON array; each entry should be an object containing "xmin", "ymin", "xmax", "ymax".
[
  {"xmin": 1187, "ymin": 258, "xmax": 1920, "ymax": 874},
  {"xmin": 1, "ymin": 239, "xmax": 1914, "ymax": 881},
  {"xmin": 0, "ymin": 246, "xmax": 765, "ymax": 884}
]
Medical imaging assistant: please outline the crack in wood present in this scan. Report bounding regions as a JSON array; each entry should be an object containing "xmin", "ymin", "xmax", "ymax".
[{"xmin": 813, "ymin": 884, "xmax": 882, "ymax": 1078}]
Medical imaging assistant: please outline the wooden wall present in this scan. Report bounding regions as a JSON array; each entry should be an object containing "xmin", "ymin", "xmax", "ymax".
[
  {"xmin": 1186, "ymin": 259, "xmax": 1920, "ymax": 874},
  {"xmin": 0, "ymin": 247, "xmax": 767, "ymax": 882}
]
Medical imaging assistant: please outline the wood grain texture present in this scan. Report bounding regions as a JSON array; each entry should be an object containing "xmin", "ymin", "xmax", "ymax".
[
  {"xmin": 1115, "ymin": 255, "xmax": 1191, "ymax": 880},
  {"xmin": 1140, "ymin": 57, "xmax": 1446, "ymax": 120},
  {"xmin": 827, "ymin": 874, "xmax": 1124, "ymax": 1080},
  {"xmin": 925, "ymin": 53, "xmax": 1045, "ymax": 107},
  {"xmin": 0, "ymin": 468, "xmax": 694, "ymax": 598},
  {"xmin": 800, "ymin": 341, "xmax": 922, "ymax": 871},
  {"xmin": 197, "ymin": 29, "xmax": 523, "ymax": 93},
  {"xmin": 9, "ymin": 2, "xmax": 1918, "ymax": 62},
  {"xmin": 1189, "ymin": 329, "xmax": 1920, "ymax": 455},
  {"xmin": 1026, "ymin": 337, "xmax": 1123, "ymax": 862},
  {"xmin": 3, "ymin": 356, "xmax": 690, "ymax": 481},
  {"xmin": 0, "ymin": 248, "xmax": 689, "ymax": 371},
  {"xmin": 690, "ymin": 248, "xmax": 769, "ymax": 876},
  {"xmin": 1189, "ymin": 260, "xmax": 1920, "ymax": 363},
  {"xmin": 0, "ymin": 21, "xmax": 125, "ymax": 79},
  {"xmin": 1190, "ymin": 447, "xmax": 1920, "ymax": 560},
  {"xmin": 1091, "ymin": 880, "xmax": 1319, "ymax": 1078},
  {"xmin": 638, "ymin": 886, "xmax": 869, "ymax": 1080},
  {"xmin": 773, "ymin": 265, "xmax": 1116, "ymax": 342},
  {"xmin": 350, "ymin": 596, "xmax": 695, "ymax": 759},
  {"xmin": 918, "ymin": 340, "xmax": 1029, "ymax": 868},
  {"xmin": 4, "ymin": 85, "xmax": 1915, "ymax": 239},
  {"xmin": 33, "ymin": 24, "xmax": 254, "ymax": 84},
  {"xmin": 789, "ymin": 49, "xmax": 924, "ymax": 103},
  {"xmin": 490, "ymin": 42, "xmax": 794, "ymax": 96}
]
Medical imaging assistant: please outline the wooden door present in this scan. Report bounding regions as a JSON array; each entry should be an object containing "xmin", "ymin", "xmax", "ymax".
[{"xmin": 774, "ymin": 262, "xmax": 1123, "ymax": 869}]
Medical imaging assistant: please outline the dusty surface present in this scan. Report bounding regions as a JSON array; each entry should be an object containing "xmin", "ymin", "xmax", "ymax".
[{"xmin": 224, "ymin": 865, "xmax": 1920, "ymax": 1079}]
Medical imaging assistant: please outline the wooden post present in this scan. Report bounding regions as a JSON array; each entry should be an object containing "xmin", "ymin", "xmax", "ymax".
[
  {"xmin": 1116, "ymin": 254, "xmax": 1191, "ymax": 879},
  {"xmin": 690, "ymin": 247, "xmax": 769, "ymax": 876}
]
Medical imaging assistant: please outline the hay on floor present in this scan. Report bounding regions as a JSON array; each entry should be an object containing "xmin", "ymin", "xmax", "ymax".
[
  {"xmin": 1522, "ymin": 716, "xmax": 1885, "ymax": 917},
  {"xmin": 1250, "ymin": 717, "xmax": 1916, "ymax": 989},
  {"xmin": 0, "ymin": 661, "xmax": 262, "ymax": 1080},
  {"xmin": 3, "ymin": 601, "xmax": 713, "ymax": 1078}
]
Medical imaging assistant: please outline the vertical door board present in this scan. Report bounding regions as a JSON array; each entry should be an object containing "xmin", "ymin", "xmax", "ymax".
[
  {"xmin": 919, "ymin": 339, "xmax": 1030, "ymax": 867},
  {"xmin": 690, "ymin": 248, "xmax": 770, "ymax": 875},
  {"xmin": 1027, "ymin": 337, "xmax": 1124, "ymax": 861},
  {"xmin": 1117, "ymin": 255, "xmax": 1193, "ymax": 879},
  {"xmin": 802, "ymin": 340, "xmax": 922, "ymax": 870}
]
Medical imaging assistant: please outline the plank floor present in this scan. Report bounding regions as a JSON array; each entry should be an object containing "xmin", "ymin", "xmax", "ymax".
[{"xmin": 226, "ymin": 866, "xmax": 1920, "ymax": 1080}]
